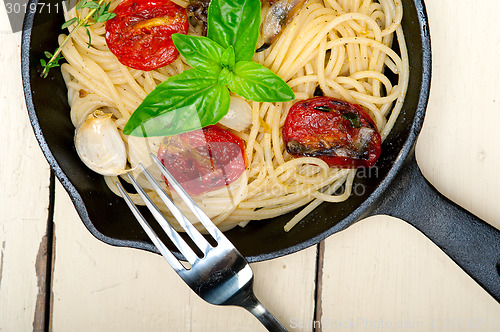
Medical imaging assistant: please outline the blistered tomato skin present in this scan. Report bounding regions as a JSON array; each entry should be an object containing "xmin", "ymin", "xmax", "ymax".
[
  {"xmin": 105, "ymin": 0, "xmax": 189, "ymax": 71},
  {"xmin": 282, "ymin": 96, "xmax": 381, "ymax": 168},
  {"xmin": 157, "ymin": 125, "xmax": 247, "ymax": 196}
]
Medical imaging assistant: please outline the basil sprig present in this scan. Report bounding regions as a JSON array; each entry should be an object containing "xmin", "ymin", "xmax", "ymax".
[{"xmin": 123, "ymin": 0, "xmax": 295, "ymax": 137}]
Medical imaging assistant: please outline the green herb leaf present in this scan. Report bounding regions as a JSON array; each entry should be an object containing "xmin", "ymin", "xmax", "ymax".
[
  {"xmin": 98, "ymin": 2, "xmax": 106, "ymax": 15},
  {"xmin": 228, "ymin": 61, "xmax": 295, "ymax": 102},
  {"xmin": 172, "ymin": 34, "xmax": 224, "ymax": 75},
  {"xmin": 218, "ymin": 67, "xmax": 233, "ymax": 86},
  {"xmin": 207, "ymin": 0, "xmax": 261, "ymax": 62},
  {"xmin": 123, "ymin": 69, "xmax": 230, "ymax": 137},
  {"xmin": 96, "ymin": 12, "xmax": 116, "ymax": 22},
  {"xmin": 42, "ymin": 0, "xmax": 115, "ymax": 78},
  {"xmin": 313, "ymin": 105, "xmax": 332, "ymax": 112},
  {"xmin": 76, "ymin": 0, "xmax": 87, "ymax": 10},
  {"xmin": 85, "ymin": 28, "xmax": 92, "ymax": 47},
  {"xmin": 341, "ymin": 112, "xmax": 362, "ymax": 128},
  {"xmin": 221, "ymin": 46, "xmax": 235, "ymax": 69},
  {"xmin": 82, "ymin": 1, "xmax": 99, "ymax": 9},
  {"xmin": 122, "ymin": 0, "xmax": 295, "ymax": 137},
  {"xmin": 62, "ymin": 17, "xmax": 78, "ymax": 29}
]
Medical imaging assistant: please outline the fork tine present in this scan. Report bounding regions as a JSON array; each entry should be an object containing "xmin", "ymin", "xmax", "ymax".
[
  {"xmin": 115, "ymin": 180, "xmax": 185, "ymax": 272},
  {"xmin": 150, "ymin": 153, "xmax": 223, "ymax": 242},
  {"xmin": 119, "ymin": 159, "xmax": 288, "ymax": 332},
  {"xmin": 124, "ymin": 172, "xmax": 200, "ymax": 265},
  {"xmin": 138, "ymin": 163, "xmax": 211, "ymax": 255}
]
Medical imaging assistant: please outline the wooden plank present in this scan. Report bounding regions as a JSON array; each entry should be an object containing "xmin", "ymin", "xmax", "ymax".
[
  {"xmin": 0, "ymin": 32, "xmax": 52, "ymax": 331},
  {"xmin": 416, "ymin": 0, "xmax": 500, "ymax": 230},
  {"xmin": 319, "ymin": 0, "xmax": 500, "ymax": 330},
  {"xmin": 320, "ymin": 216, "xmax": 500, "ymax": 332},
  {"xmin": 50, "ymin": 182, "xmax": 317, "ymax": 331}
]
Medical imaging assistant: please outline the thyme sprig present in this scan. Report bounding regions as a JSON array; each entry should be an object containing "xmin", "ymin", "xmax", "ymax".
[{"xmin": 40, "ymin": 0, "xmax": 116, "ymax": 78}]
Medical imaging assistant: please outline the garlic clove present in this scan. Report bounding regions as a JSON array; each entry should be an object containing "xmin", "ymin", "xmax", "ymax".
[
  {"xmin": 75, "ymin": 110, "xmax": 128, "ymax": 176},
  {"xmin": 218, "ymin": 96, "xmax": 253, "ymax": 132}
]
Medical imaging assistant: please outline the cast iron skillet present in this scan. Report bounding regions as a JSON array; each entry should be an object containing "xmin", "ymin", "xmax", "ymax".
[{"xmin": 22, "ymin": 0, "xmax": 500, "ymax": 302}]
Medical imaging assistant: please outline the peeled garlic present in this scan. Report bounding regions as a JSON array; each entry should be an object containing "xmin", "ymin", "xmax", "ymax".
[
  {"xmin": 218, "ymin": 96, "xmax": 252, "ymax": 132},
  {"xmin": 75, "ymin": 110, "xmax": 128, "ymax": 176}
]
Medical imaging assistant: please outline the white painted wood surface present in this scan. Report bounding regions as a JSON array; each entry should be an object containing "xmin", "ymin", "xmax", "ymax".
[
  {"xmin": 0, "ymin": 32, "xmax": 51, "ymax": 331},
  {"xmin": 321, "ymin": 216, "xmax": 500, "ymax": 332},
  {"xmin": 1, "ymin": 0, "xmax": 500, "ymax": 331},
  {"xmin": 416, "ymin": 0, "xmax": 500, "ymax": 230}
]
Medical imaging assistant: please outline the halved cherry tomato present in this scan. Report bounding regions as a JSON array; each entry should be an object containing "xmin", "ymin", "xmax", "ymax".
[
  {"xmin": 282, "ymin": 96, "xmax": 381, "ymax": 168},
  {"xmin": 157, "ymin": 125, "xmax": 247, "ymax": 196},
  {"xmin": 105, "ymin": 0, "xmax": 189, "ymax": 71}
]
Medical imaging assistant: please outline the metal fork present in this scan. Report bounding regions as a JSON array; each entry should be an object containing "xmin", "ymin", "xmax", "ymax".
[{"xmin": 115, "ymin": 153, "xmax": 288, "ymax": 332}]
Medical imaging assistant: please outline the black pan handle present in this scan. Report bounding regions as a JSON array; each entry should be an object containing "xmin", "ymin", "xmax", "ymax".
[{"xmin": 365, "ymin": 149, "xmax": 500, "ymax": 302}]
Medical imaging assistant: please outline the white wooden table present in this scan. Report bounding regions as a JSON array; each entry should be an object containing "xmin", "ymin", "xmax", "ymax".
[{"xmin": 1, "ymin": 1, "xmax": 500, "ymax": 331}]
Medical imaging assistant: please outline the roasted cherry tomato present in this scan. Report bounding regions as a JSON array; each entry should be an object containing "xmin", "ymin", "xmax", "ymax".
[
  {"xmin": 105, "ymin": 0, "xmax": 189, "ymax": 71},
  {"xmin": 157, "ymin": 125, "xmax": 247, "ymax": 196},
  {"xmin": 282, "ymin": 96, "xmax": 381, "ymax": 168}
]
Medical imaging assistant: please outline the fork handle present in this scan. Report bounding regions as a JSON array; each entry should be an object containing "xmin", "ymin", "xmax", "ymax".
[{"xmin": 242, "ymin": 294, "xmax": 289, "ymax": 332}]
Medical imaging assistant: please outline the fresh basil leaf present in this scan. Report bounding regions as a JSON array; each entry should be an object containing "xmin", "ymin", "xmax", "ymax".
[
  {"xmin": 123, "ymin": 69, "xmax": 230, "ymax": 137},
  {"xmin": 228, "ymin": 61, "xmax": 295, "ymax": 102},
  {"xmin": 221, "ymin": 46, "xmax": 235, "ymax": 69},
  {"xmin": 218, "ymin": 68, "xmax": 233, "ymax": 86},
  {"xmin": 172, "ymin": 34, "xmax": 224, "ymax": 75},
  {"xmin": 207, "ymin": 0, "xmax": 261, "ymax": 62}
]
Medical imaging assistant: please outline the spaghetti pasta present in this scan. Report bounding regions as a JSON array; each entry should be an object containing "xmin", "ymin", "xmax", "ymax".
[{"xmin": 60, "ymin": 0, "xmax": 409, "ymax": 232}]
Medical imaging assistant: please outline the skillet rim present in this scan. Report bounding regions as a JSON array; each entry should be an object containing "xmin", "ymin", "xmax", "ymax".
[{"xmin": 21, "ymin": 0, "xmax": 431, "ymax": 263}]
